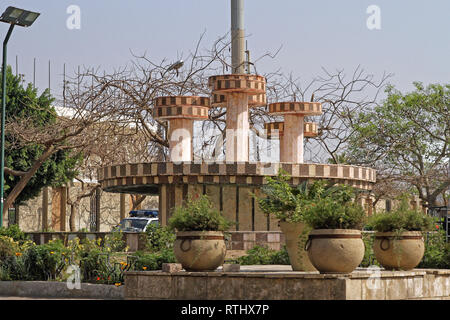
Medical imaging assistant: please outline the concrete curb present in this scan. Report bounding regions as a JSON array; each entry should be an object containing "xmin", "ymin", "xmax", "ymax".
[{"xmin": 0, "ymin": 281, "xmax": 124, "ymax": 300}]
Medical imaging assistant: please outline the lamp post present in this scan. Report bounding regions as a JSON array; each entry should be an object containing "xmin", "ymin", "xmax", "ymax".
[{"xmin": 0, "ymin": 7, "xmax": 40, "ymax": 226}]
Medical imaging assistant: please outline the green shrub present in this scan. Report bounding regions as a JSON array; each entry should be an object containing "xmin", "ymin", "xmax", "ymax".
[
  {"xmin": 168, "ymin": 195, "xmax": 232, "ymax": 231},
  {"xmin": 79, "ymin": 250, "xmax": 127, "ymax": 284},
  {"xmin": 75, "ymin": 236, "xmax": 131, "ymax": 284},
  {"xmin": 144, "ymin": 224, "xmax": 176, "ymax": 252},
  {"xmin": 104, "ymin": 229, "xmax": 127, "ymax": 252},
  {"xmin": 77, "ymin": 238, "xmax": 113, "ymax": 283},
  {"xmin": 0, "ymin": 263, "xmax": 8, "ymax": 280},
  {"xmin": 258, "ymin": 171, "xmax": 366, "ymax": 229},
  {"xmin": 0, "ymin": 236, "xmax": 27, "ymax": 281},
  {"xmin": 0, "ymin": 236, "xmax": 69, "ymax": 281},
  {"xmin": 230, "ymin": 245, "xmax": 290, "ymax": 265},
  {"xmin": 359, "ymin": 232, "xmax": 380, "ymax": 268},
  {"xmin": 0, "ymin": 236, "xmax": 20, "ymax": 259},
  {"xmin": 257, "ymin": 171, "xmax": 306, "ymax": 223},
  {"xmin": 22, "ymin": 240, "xmax": 69, "ymax": 280},
  {"xmin": 419, "ymin": 230, "xmax": 450, "ymax": 269},
  {"xmin": 270, "ymin": 246, "xmax": 291, "ymax": 265},
  {"xmin": 131, "ymin": 248, "xmax": 176, "ymax": 271},
  {"xmin": 0, "ymin": 225, "xmax": 28, "ymax": 244},
  {"xmin": 368, "ymin": 199, "xmax": 434, "ymax": 232},
  {"xmin": 300, "ymin": 182, "xmax": 366, "ymax": 230},
  {"xmin": 0, "ymin": 255, "xmax": 27, "ymax": 280},
  {"xmin": 79, "ymin": 247, "xmax": 103, "ymax": 282},
  {"xmin": 302, "ymin": 197, "xmax": 367, "ymax": 230}
]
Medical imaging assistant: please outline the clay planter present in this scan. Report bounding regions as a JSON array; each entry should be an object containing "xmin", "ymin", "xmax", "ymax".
[
  {"xmin": 305, "ymin": 229, "xmax": 365, "ymax": 273},
  {"xmin": 373, "ymin": 231, "xmax": 425, "ymax": 270},
  {"xmin": 173, "ymin": 231, "xmax": 226, "ymax": 271},
  {"xmin": 279, "ymin": 221, "xmax": 316, "ymax": 271}
]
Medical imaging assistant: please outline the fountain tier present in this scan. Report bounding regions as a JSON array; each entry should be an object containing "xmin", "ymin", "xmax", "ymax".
[{"xmin": 98, "ymin": 162, "xmax": 376, "ymax": 230}]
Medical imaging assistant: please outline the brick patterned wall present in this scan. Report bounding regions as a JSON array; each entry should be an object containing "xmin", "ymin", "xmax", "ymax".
[{"xmin": 25, "ymin": 230, "xmax": 286, "ymax": 252}]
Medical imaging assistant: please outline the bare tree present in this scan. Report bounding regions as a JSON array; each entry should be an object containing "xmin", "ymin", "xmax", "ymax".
[
  {"xmin": 4, "ymin": 31, "xmax": 397, "ymax": 220},
  {"xmin": 4, "ymin": 71, "xmax": 125, "ymax": 216}
]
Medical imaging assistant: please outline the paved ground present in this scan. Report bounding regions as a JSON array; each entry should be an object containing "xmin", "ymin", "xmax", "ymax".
[
  {"xmin": 0, "ymin": 265, "xmax": 295, "ymax": 300},
  {"xmin": 2, "ymin": 266, "xmax": 449, "ymax": 300},
  {"xmin": 0, "ymin": 297, "xmax": 96, "ymax": 300},
  {"xmin": 219, "ymin": 264, "xmax": 294, "ymax": 272}
]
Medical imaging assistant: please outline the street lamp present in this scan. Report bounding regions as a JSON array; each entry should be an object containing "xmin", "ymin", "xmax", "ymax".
[
  {"xmin": 0, "ymin": 7, "xmax": 40, "ymax": 226},
  {"xmin": 166, "ymin": 60, "xmax": 184, "ymax": 77}
]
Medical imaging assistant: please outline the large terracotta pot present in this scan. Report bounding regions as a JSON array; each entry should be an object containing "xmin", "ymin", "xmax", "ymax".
[
  {"xmin": 306, "ymin": 229, "xmax": 365, "ymax": 273},
  {"xmin": 279, "ymin": 221, "xmax": 316, "ymax": 271},
  {"xmin": 173, "ymin": 231, "xmax": 226, "ymax": 271},
  {"xmin": 373, "ymin": 231, "xmax": 424, "ymax": 270}
]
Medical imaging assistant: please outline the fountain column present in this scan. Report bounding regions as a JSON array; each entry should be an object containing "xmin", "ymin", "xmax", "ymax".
[
  {"xmin": 153, "ymin": 96, "xmax": 210, "ymax": 162},
  {"xmin": 267, "ymin": 102, "xmax": 322, "ymax": 163},
  {"xmin": 208, "ymin": 74, "xmax": 266, "ymax": 162},
  {"xmin": 265, "ymin": 121, "xmax": 320, "ymax": 162}
]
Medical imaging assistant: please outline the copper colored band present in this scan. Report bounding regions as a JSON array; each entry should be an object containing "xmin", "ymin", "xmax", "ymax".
[
  {"xmin": 176, "ymin": 235, "xmax": 224, "ymax": 240},
  {"xmin": 308, "ymin": 234, "xmax": 362, "ymax": 239},
  {"xmin": 375, "ymin": 236, "xmax": 423, "ymax": 240}
]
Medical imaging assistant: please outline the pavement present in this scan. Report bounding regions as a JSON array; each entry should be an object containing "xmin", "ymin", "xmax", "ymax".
[{"xmin": 0, "ymin": 297, "xmax": 96, "ymax": 300}]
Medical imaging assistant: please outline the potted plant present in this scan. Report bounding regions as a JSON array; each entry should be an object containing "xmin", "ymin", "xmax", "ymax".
[
  {"xmin": 257, "ymin": 171, "xmax": 317, "ymax": 271},
  {"xmin": 168, "ymin": 195, "xmax": 232, "ymax": 271},
  {"xmin": 301, "ymin": 181, "xmax": 367, "ymax": 273},
  {"xmin": 368, "ymin": 197, "xmax": 434, "ymax": 270}
]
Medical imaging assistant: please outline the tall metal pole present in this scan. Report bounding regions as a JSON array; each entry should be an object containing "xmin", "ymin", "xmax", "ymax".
[
  {"xmin": 231, "ymin": 0, "xmax": 245, "ymax": 74},
  {"xmin": 33, "ymin": 57, "xmax": 36, "ymax": 89},
  {"xmin": 48, "ymin": 60, "xmax": 51, "ymax": 93},
  {"xmin": 1, "ymin": 24, "xmax": 15, "ymax": 226}
]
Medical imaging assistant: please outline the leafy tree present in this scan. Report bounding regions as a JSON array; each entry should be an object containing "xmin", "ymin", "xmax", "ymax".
[
  {"xmin": 1, "ymin": 66, "xmax": 80, "ymax": 206},
  {"xmin": 348, "ymin": 82, "xmax": 449, "ymax": 208}
]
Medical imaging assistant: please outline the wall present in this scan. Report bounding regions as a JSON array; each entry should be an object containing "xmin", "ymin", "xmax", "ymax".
[
  {"xmin": 5, "ymin": 182, "xmax": 158, "ymax": 232},
  {"xmin": 25, "ymin": 230, "xmax": 285, "ymax": 253},
  {"xmin": 374, "ymin": 196, "xmax": 426, "ymax": 214},
  {"xmin": 124, "ymin": 268, "xmax": 450, "ymax": 300},
  {"xmin": 8, "ymin": 182, "xmax": 426, "ymax": 233},
  {"xmin": 159, "ymin": 183, "xmax": 282, "ymax": 232}
]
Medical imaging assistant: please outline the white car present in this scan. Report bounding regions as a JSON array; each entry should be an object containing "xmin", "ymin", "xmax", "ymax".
[{"xmin": 116, "ymin": 210, "xmax": 159, "ymax": 232}]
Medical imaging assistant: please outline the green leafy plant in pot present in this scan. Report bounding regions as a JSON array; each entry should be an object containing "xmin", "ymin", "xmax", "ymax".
[
  {"xmin": 300, "ymin": 181, "xmax": 367, "ymax": 273},
  {"xmin": 367, "ymin": 197, "xmax": 434, "ymax": 270},
  {"xmin": 168, "ymin": 194, "xmax": 232, "ymax": 271},
  {"xmin": 257, "ymin": 170, "xmax": 323, "ymax": 271}
]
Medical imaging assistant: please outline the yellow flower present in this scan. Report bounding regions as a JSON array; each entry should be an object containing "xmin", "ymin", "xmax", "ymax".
[
  {"xmin": 142, "ymin": 266, "xmax": 147, "ymax": 270},
  {"xmin": 50, "ymin": 251, "xmax": 55, "ymax": 255},
  {"xmin": 114, "ymin": 283, "xmax": 122, "ymax": 287}
]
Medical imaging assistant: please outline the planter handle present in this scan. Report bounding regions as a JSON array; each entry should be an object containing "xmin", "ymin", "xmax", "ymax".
[
  {"xmin": 379, "ymin": 238, "xmax": 390, "ymax": 251},
  {"xmin": 304, "ymin": 237, "xmax": 312, "ymax": 251},
  {"xmin": 180, "ymin": 238, "xmax": 192, "ymax": 252}
]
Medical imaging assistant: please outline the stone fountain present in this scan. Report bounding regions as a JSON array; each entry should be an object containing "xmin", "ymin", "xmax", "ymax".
[
  {"xmin": 97, "ymin": 1, "xmax": 450, "ymax": 302},
  {"xmin": 97, "ymin": 1, "xmax": 377, "ymax": 231},
  {"xmin": 98, "ymin": 77, "xmax": 376, "ymax": 230}
]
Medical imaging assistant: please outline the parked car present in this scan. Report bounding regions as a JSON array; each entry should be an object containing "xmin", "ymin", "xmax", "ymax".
[{"xmin": 114, "ymin": 210, "xmax": 159, "ymax": 232}]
